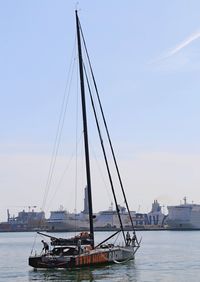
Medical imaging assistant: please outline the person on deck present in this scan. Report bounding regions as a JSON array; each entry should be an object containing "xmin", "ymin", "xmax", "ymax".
[
  {"xmin": 41, "ymin": 240, "xmax": 49, "ymax": 254},
  {"xmin": 77, "ymin": 239, "xmax": 82, "ymax": 254},
  {"xmin": 131, "ymin": 233, "xmax": 137, "ymax": 246},
  {"xmin": 126, "ymin": 231, "xmax": 131, "ymax": 246}
]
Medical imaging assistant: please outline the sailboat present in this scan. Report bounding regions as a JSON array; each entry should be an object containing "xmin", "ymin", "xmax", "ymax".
[{"xmin": 29, "ymin": 10, "xmax": 140, "ymax": 269}]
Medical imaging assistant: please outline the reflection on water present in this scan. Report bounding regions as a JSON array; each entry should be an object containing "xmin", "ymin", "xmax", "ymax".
[
  {"xmin": 28, "ymin": 261, "xmax": 138, "ymax": 281},
  {"xmin": 29, "ymin": 267, "xmax": 95, "ymax": 281}
]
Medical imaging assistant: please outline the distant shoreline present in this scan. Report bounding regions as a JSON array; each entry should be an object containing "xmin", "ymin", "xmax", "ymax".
[{"xmin": 1, "ymin": 227, "xmax": 200, "ymax": 232}]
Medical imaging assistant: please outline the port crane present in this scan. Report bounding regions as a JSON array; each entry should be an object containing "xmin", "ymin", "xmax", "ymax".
[{"xmin": 7, "ymin": 206, "xmax": 37, "ymax": 220}]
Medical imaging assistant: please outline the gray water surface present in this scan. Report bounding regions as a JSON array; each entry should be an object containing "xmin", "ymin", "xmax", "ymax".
[{"xmin": 0, "ymin": 231, "xmax": 199, "ymax": 282}]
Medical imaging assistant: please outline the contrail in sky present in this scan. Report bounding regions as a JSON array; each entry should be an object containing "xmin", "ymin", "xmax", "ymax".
[
  {"xmin": 168, "ymin": 31, "xmax": 200, "ymax": 57},
  {"xmin": 150, "ymin": 30, "xmax": 200, "ymax": 65}
]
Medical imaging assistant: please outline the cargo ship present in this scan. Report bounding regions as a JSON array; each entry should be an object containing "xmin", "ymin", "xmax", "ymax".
[{"xmin": 166, "ymin": 197, "xmax": 200, "ymax": 229}]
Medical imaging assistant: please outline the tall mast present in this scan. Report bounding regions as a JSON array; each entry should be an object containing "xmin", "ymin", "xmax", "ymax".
[{"xmin": 75, "ymin": 10, "xmax": 94, "ymax": 248}]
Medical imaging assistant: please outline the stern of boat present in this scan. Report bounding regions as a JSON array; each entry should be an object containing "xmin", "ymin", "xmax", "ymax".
[{"xmin": 29, "ymin": 255, "xmax": 43, "ymax": 268}]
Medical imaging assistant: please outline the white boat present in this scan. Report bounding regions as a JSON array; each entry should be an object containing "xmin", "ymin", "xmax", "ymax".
[
  {"xmin": 166, "ymin": 197, "xmax": 200, "ymax": 229},
  {"xmin": 47, "ymin": 209, "xmax": 89, "ymax": 231}
]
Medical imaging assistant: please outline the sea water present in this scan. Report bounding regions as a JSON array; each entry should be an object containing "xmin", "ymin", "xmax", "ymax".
[{"xmin": 0, "ymin": 231, "xmax": 200, "ymax": 282}]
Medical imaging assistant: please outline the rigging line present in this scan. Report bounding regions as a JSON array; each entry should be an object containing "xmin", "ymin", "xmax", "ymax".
[
  {"xmin": 89, "ymin": 141, "xmax": 113, "ymax": 203},
  {"xmin": 82, "ymin": 48, "xmax": 111, "ymax": 203},
  {"xmin": 30, "ymin": 232, "xmax": 38, "ymax": 255},
  {"xmin": 74, "ymin": 58, "xmax": 79, "ymax": 235},
  {"xmin": 80, "ymin": 24, "xmax": 138, "ymax": 243},
  {"xmin": 42, "ymin": 38, "xmax": 77, "ymax": 211},
  {"xmin": 46, "ymin": 132, "xmax": 83, "ymax": 211},
  {"xmin": 81, "ymin": 41, "xmax": 100, "ymax": 122},
  {"xmin": 83, "ymin": 63, "xmax": 126, "ymax": 244},
  {"xmin": 113, "ymin": 230, "xmax": 120, "ymax": 245},
  {"xmin": 94, "ymin": 230, "xmax": 121, "ymax": 249}
]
